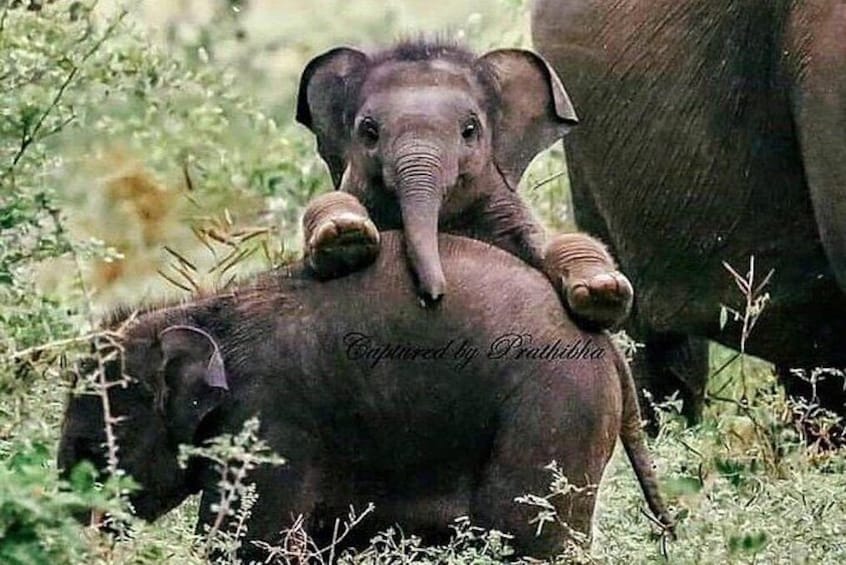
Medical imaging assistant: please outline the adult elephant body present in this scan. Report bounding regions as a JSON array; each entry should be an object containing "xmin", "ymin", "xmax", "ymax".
[
  {"xmin": 58, "ymin": 232, "xmax": 671, "ymax": 560},
  {"xmin": 532, "ymin": 0, "xmax": 846, "ymax": 419}
]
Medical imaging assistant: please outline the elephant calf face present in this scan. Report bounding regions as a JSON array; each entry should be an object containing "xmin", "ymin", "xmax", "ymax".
[
  {"xmin": 58, "ymin": 325, "xmax": 230, "ymax": 522},
  {"xmin": 296, "ymin": 40, "xmax": 577, "ymax": 302},
  {"xmin": 350, "ymin": 60, "xmax": 492, "ymax": 200}
]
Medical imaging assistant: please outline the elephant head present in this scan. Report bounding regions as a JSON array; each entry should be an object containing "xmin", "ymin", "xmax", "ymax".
[
  {"xmin": 57, "ymin": 321, "xmax": 228, "ymax": 522},
  {"xmin": 296, "ymin": 41, "xmax": 577, "ymax": 303}
]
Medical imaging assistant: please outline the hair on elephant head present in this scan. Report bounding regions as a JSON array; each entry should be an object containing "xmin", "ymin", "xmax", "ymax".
[
  {"xmin": 296, "ymin": 39, "xmax": 577, "ymax": 303},
  {"xmin": 57, "ymin": 321, "xmax": 229, "ymax": 522}
]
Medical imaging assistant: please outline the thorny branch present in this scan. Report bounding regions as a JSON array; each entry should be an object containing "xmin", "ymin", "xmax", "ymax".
[
  {"xmin": 180, "ymin": 419, "xmax": 285, "ymax": 559},
  {"xmin": 49, "ymin": 204, "xmax": 132, "ymax": 476},
  {"xmin": 9, "ymin": 329, "xmax": 122, "ymax": 361}
]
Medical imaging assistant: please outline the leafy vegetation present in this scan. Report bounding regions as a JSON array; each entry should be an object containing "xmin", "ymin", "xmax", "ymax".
[{"xmin": 1, "ymin": 1, "xmax": 844, "ymax": 563}]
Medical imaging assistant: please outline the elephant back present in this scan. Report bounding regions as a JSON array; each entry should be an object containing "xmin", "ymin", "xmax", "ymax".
[{"xmin": 253, "ymin": 231, "xmax": 622, "ymax": 472}]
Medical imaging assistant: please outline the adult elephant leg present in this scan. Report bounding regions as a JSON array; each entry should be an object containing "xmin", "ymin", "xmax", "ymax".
[
  {"xmin": 786, "ymin": 1, "xmax": 846, "ymax": 292},
  {"xmin": 633, "ymin": 334, "xmax": 710, "ymax": 430},
  {"xmin": 568, "ymin": 148, "xmax": 615, "ymax": 248}
]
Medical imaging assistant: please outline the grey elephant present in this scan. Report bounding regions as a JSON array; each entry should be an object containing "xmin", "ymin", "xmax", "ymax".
[
  {"xmin": 59, "ymin": 232, "xmax": 674, "ymax": 561},
  {"xmin": 532, "ymin": 0, "xmax": 846, "ymax": 424},
  {"xmin": 296, "ymin": 40, "xmax": 632, "ymax": 329}
]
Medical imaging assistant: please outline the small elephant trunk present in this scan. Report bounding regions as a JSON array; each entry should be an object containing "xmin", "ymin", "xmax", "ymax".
[
  {"xmin": 400, "ymin": 195, "xmax": 445, "ymax": 305},
  {"xmin": 392, "ymin": 143, "xmax": 451, "ymax": 305}
]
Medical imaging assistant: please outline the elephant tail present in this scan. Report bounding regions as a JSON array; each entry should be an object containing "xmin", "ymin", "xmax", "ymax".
[{"xmin": 611, "ymin": 341, "xmax": 677, "ymax": 537}]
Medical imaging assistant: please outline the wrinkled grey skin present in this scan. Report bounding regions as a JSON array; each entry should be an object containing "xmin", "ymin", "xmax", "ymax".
[
  {"xmin": 58, "ymin": 233, "xmax": 673, "ymax": 561},
  {"xmin": 296, "ymin": 41, "xmax": 633, "ymax": 327},
  {"xmin": 533, "ymin": 0, "xmax": 846, "ymax": 425}
]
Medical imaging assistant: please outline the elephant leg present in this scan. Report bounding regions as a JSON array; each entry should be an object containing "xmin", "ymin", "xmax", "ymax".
[
  {"xmin": 786, "ymin": 2, "xmax": 846, "ymax": 292},
  {"xmin": 195, "ymin": 441, "xmax": 324, "ymax": 561},
  {"xmin": 302, "ymin": 191, "xmax": 380, "ymax": 280},
  {"xmin": 543, "ymin": 232, "xmax": 633, "ymax": 330},
  {"xmin": 633, "ymin": 333, "xmax": 709, "ymax": 430},
  {"xmin": 470, "ymin": 381, "xmax": 614, "ymax": 558},
  {"xmin": 467, "ymin": 191, "xmax": 631, "ymax": 330}
]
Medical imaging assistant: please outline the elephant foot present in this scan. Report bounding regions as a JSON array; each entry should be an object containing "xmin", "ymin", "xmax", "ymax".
[
  {"xmin": 566, "ymin": 271, "xmax": 633, "ymax": 329},
  {"xmin": 544, "ymin": 233, "xmax": 633, "ymax": 330},
  {"xmin": 303, "ymin": 192, "xmax": 380, "ymax": 279}
]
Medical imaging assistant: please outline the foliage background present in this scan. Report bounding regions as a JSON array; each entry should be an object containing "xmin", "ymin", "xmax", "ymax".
[{"xmin": 0, "ymin": 0, "xmax": 844, "ymax": 563}]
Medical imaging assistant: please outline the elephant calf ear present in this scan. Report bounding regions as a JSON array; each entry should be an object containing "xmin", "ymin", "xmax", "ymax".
[
  {"xmin": 159, "ymin": 325, "xmax": 228, "ymax": 391},
  {"xmin": 296, "ymin": 47, "xmax": 369, "ymax": 187},
  {"xmin": 158, "ymin": 325, "xmax": 229, "ymax": 445},
  {"xmin": 479, "ymin": 49, "xmax": 579, "ymax": 189}
]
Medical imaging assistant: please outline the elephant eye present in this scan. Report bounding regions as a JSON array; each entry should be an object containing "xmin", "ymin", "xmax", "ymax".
[
  {"xmin": 461, "ymin": 117, "xmax": 480, "ymax": 142},
  {"xmin": 357, "ymin": 117, "xmax": 380, "ymax": 147}
]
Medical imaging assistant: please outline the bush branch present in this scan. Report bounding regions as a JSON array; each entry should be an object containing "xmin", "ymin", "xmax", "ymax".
[{"xmin": 8, "ymin": 8, "xmax": 127, "ymax": 171}]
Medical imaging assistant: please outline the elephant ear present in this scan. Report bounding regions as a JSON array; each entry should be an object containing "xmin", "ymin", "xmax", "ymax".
[
  {"xmin": 479, "ymin": 49, "xmax": 578, "ymax": 189},
  {"xmin": 296, "ymin": 47, "xmax": 369, "ymax": 187},
  {"xmin": 157, "ymin": 325, "xmax": 228, "ymax": 446}
]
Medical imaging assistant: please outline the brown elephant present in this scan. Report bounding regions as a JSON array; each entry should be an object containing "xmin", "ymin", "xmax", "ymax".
[
  {"xmin": 58, "ymin": 232, "xmax": 673, "ymax": 561},
  {"xmin": 532, "ymin": 0, "xmax": 846, "ymax": 425},
  {"xmin": 295, "ymin": 39, "xmax": 632, "ymax": 329}
]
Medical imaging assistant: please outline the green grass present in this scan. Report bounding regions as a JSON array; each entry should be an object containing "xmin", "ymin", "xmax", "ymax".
[{"xmin": 1, "ymin": 1, "xmax": 845, "ymax": 563}]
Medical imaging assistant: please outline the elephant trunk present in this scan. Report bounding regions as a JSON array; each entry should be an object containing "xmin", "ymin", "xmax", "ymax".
[{"xmin": 391, "ymin": 139, "xmax": 454, "ymax": 306}]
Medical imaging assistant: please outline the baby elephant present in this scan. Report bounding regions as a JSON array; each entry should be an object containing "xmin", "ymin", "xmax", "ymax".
[
  {"xmin": 58, "ymin": 233, "xmax": 673, "ymax": 560},
  {"xmin": 297, "ymin": 40, "xmax": 631, "ymax": 328}
]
